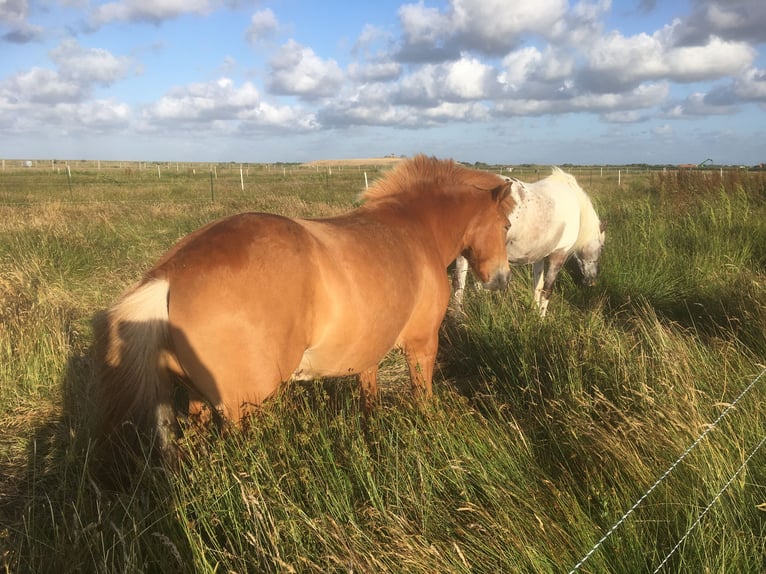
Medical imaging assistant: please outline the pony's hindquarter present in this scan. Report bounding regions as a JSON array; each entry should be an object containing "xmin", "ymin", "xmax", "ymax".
[{"xmin": 95, "ymin": 278, "xmax": 178, "ymax": 455}]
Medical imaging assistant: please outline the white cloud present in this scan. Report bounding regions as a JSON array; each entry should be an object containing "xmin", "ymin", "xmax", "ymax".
[
  {"xmin": 239, "ymin": 102, "xmax": 319, "ymax": 132},
  {"xmin": 451, "ymin": 0, "xmax": 567, "ymax": 52},
  {"xmin": 63, "ymin": 99, "xmax": 132, "ymax": 130},
  {"xmin": 420, "ymin": 100, "xmax": 490, "ymax": 123},
  {"xmin": 318, "ymin": 67, "xmax": 493, "ymax": 129},
  {"xmin": 0, "ymin": 0, "xmax": 28, "ymax": 23},
  {"xmin": 50, "ymin": 39, "xmax": 133, "ymax": 85},
  {"xmin": 582, "ymin": 29, "xmax": 755, "ymax": 91},
  {"xmin": 664, "ymin": 91, "xmax": 740, "ymax": 118},
  {"xmin": 348, "ymin": 60, "xmax": 401, "ymax": 83},
  {"xmin": 0, "ymin": 89, "xmax": 132, "ymax": 134},
  {"xmin": 246, "ymin": 9, "xmax": 278, "ymax": 43},
  {"xmin": 0, "ymin": 0, "xmax": 42, "ymax": 43},
  {"xmin": 142, "ymin": 77, "xmax": 319, "ymax": 132},
  {"xmin": 91, "ymin": 0, "xmax": 213, "ymax": 26},
  {"xmin": 573, "ymin": 82, "xmax": 669, "ymax": 110},
  {"xmin": 319, "ymin": 92, "xmax": 489, "ymax": 129},
  {"xmin": 268, "ymin": 40, "xmax": 344, "ymax": 99},
  {"xmin": 398, "ymin": 2, "xmax": 452, "ymax": 47},
  {"xmin": 602, "ymin": 110, "xmax": 647, "ymax": 123},
  {"xmin": 2, "ymin": 24, "xmax": 42, "ymax": 43},
  {"xmin": 320, "ymin": 101, "xmax": 414, "ymax": 128},
  {"xmin": 674, "ymin": 0, "xmax": 766, "ymax": 45},
  {"xmin": 395, "ymin": 56, "xmax": 498, "ymax": 105},
  {"xmin": 498, "ymin": 46, "xmax": 573, "ymax": 91},
  {"xmin": 0, "ymin": 36, "xmax": 136, "ymax": 135},
  {"xmin": 3, "ymin": 67, "xmax": 83, "ymax": 103},
  {"xmin": 442, "ymin": 56, "xmax": 496, "ymax": 100},
  {"xmin": 733, "ymin": 67, "xmax": 766, "ymax": 101},
  {"xmin": 664, "ymin": 37, "xmax": 755, "ymax": 81},
  {"xmin": 551, "ymin": 0, "xmax": 610, "ymax": 46},
  {"xmin": 499, "ymin": 47, "xmax": 543, "ymax": 89},
  {"xmin": 145, "ymin": 78, "xmax": 260, "ymax": 122},
  {"xmin": 353, "ymin": 24, "xmax": 391, "ymax": 53},
  {"xmin": 397, "ymin": 0, "xmax": 568, "ymax": 60},
  {"xmin": 494, "ymin": 82, "xmax": 669, "ymax": 116},
  {"xmin": 396, "ymin": 66, "xmax": 446, "ymax": 105},
  {"xmin": 0, "ymin": 39, "xmax": 131, "ymax": 106}
]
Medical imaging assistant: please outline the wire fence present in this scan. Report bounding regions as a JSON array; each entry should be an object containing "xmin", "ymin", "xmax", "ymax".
[
  {"xmin": 3, "ymin": 158, "xmax": 761, "ymax": 207},
  {"xmin": 0, "ymin": 160, "xmax": 397, "ymax": 206},
  {"xmin": 569, "ymin": 367, "xmax": 766, "ymax": 573}
]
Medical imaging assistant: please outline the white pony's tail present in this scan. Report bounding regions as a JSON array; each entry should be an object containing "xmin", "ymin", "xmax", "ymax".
[{"xmin": 94, "ymin": 279, "xmax": 176, "ymax": 455}]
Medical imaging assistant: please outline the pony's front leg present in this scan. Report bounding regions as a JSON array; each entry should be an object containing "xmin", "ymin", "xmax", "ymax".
[
  {"xmin": 359, "ymin": 365, "xmax": 379, "ymax": 414},
  {"xmin": 403, "ymin": 337, "xmax": 438, "ymax": 402},
  {"xmin": 452, "ymin": 255, "xmax": 470, "ymax": 308}
]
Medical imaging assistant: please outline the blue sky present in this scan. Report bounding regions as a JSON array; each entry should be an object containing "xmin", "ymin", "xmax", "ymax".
[{"xmin": 1, "ymin": 0, "xmax": 765, "ymax": 165}]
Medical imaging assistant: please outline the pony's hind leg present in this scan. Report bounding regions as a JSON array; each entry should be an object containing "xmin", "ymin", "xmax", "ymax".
[
  {"xmin": 537, "ymin": 250, "xmax": 568, "ymax": 318},
  {"xmin": 359, "ymin": 365, "xmax": 379, "ymax": 414},
  {"xmin": 532, "ymin": 260, "xmax": 546, "ymax": 308},
  {"xmin": 154, "ymin": 358, "xmax": 183, "ymax": 461}
]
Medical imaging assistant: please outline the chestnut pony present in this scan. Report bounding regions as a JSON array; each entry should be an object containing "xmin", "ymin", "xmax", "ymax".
[{"xmin": 96, "ymin": 155, "xmax": 513, "ymax": 455}]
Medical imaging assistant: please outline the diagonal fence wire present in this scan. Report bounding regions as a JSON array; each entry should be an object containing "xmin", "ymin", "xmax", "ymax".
[
  {"xmin": 568, "ymin": 367, "xmax": 765, "ymax": 574},
  {"xmin": 652, "ymin": 430, "xmax": 766, "ymax": 572}
]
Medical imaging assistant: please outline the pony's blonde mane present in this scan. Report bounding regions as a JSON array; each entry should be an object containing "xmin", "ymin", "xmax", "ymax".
[
  {"xmin": 361, "ymin": 155, "xmax": 504, "ymax": 202},
  {"xmin": 548, "ymin": 167, "xmax": 601, "ymax": 250}
]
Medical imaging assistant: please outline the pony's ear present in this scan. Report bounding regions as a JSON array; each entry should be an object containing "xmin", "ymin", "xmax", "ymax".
[
  {"xmin": 509, "ymin": 179, "xmax": 527, "ymax": 195},
  {"xmin": 491, "ymin": 180, "xmax": 512, "ymax": 202}
]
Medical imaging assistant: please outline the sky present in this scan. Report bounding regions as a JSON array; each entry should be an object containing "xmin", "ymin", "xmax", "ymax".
[{"xmin": 1, "ymin": 0, "xmax": 765, "ymax": 165}]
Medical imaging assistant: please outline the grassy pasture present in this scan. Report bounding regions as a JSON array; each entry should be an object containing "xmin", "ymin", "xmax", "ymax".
[{"xmin": 0, "ymin": 161, "xmax": 765, "ymax": 573}]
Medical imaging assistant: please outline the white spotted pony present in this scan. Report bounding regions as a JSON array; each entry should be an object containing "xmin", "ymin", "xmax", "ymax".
[{"xmin": 453, "ymin": 167, "xmax": 605, "ymax": 317}]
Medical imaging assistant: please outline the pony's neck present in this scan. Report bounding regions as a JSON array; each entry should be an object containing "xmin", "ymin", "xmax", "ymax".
[
  {"xmin": 574, "ymin": 191, "xmax": 600, "ymax": 251},
  {"xmin": 414, "ymin": 193, "xmax": 483, "ymax": 266},
  {"xmin": 362, "ymin": 193, "xmax": 471, "ymax": 266}
]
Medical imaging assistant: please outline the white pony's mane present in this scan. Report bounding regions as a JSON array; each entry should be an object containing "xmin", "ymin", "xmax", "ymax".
[{"xmin": 548, "ymin": 167, "xmax": 601, "ymax": 251}]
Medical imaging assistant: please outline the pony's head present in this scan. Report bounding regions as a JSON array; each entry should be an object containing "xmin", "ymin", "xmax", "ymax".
[
  {"xmin": 460, "ymin": 179, "xmax": 514, "ymax": 291},
  {"xmin": 574, "ymin": 220, "xmax": 606, "ymax": 286}
]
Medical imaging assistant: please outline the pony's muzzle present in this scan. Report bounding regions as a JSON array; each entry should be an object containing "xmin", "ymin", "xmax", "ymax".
[{"xmin": 482, "ymin": 268, "xmax": 511, "ymax": 291}]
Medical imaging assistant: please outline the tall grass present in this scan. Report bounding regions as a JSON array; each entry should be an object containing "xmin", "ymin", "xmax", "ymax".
[{"xmin": 1, "ymin": 165, "xmax": 764, "ymax": 572}]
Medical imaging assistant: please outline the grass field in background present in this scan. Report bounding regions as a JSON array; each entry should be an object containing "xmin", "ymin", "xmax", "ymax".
[{"xmin": 0, "ymin": 161, "xmax": 764, "ymax": 573}]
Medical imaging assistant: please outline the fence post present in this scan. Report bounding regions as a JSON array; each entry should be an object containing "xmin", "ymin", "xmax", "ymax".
[
  {"xmin": 67, "ymin": 164, "xmax": 73, "ymax": 198},
  {"xmin": 210, "ymin": 170, "xmax": 215, "ymax": 202}
]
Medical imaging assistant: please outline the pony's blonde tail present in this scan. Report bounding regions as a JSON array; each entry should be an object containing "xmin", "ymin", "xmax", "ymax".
[{"xmin": 94, "ymin": 278, "xmax": 177, "ymax": 456}]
